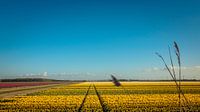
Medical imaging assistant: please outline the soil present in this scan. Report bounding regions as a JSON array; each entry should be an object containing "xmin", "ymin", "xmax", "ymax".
[{"xmin": 0, "ymin": 82, "xmax": 74, "ymax": 98}]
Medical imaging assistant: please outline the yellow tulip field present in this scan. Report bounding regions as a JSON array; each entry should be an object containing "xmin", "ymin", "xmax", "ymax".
[{"xmin": 1, "ymin": 82, "xmax": 200, "ymax": 111}]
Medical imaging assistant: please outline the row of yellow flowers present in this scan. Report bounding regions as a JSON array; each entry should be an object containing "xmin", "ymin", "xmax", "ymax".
[
  {"xmin": 1, "ymin": 82, "xmax": 200, "ymax": 111},
  {"xmin": 81, "ymin": 86, "xmax": 103, "ymax": 111}
]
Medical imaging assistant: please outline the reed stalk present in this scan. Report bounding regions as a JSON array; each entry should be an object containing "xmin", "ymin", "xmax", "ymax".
[{"xmin": 156, "ymin": 42, "xmax": 190, "ymax": 111}]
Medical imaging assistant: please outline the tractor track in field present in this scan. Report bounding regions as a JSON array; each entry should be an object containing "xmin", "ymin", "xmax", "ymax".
[
  {"xmin": 0, "ymin": 82, "xmax": 77, "ymax": 98},
  {"xmin": 78, "ymin": 84, "xmax": 92, "ymax": 112},
  {"xmin": 93, "ymin": 84, "xmax": 110, "ymax": 112},
  {"xmin": 0, "ymin": 84, "xmax": 62, "ymax": 98}
]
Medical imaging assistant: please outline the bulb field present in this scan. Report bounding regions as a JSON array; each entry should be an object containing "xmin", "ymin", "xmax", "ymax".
[{"xmin": 1, "ymin": 82, "xmax": 200, "ymax": 111}]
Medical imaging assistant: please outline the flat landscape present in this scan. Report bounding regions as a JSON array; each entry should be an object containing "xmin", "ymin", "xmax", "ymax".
[
  {"xmin": 1, "ymin": 82, "xmax": 200, "ymax": 111},
  {"xmin": 0, "ymin": 82, "xmax": 69, "ymax": 98},
  {"xmin": 1, "ymin": 0, "xmax": 200, "ymax": 111}
]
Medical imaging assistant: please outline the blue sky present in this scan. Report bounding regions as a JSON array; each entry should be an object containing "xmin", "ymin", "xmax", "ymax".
[{"xmin": 0, "ymin": 0, "xmax": 200, "ymax": 80}]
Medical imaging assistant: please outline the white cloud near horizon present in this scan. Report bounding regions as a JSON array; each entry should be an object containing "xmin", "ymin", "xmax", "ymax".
[
  {"xmin": 140, "ymin": 65, "xmax": 200, "ymax": 79},
  {"xmin": 0, "ymin": 66, "xmax": 199, "ymax": 80}
]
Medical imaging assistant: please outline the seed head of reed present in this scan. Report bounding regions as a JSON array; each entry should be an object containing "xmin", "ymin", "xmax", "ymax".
[{"xmin": 111, "ymin": 75, "xmax": 121, "ymax": 87}]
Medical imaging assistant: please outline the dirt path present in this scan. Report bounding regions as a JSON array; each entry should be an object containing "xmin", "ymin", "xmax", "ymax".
[{"xmin": 0, "ymin": 82, "xmax": 74, "ymax": 98}]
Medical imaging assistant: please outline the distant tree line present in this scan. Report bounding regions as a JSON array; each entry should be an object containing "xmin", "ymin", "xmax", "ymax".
[{"xmin": 0, "ymin": 78, "xmax": 199, "ymax": 82}]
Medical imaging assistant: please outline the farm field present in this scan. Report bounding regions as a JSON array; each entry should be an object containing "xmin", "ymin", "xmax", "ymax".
[
  {"xmin": 0, "ymin": 82, "xmax": 61, "ymax": 88},
  {"xmin": 0, "ymin": 82, "xmax": 74, "ymax": 98},
  {"xmin": 0, "ymin": 82, "xmax": 200, "ymax": 111}
]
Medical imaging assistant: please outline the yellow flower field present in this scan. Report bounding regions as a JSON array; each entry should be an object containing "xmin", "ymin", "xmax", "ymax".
[{"xmin": 1, "ymin": 82, "xmax": 200, "ymax": 111}]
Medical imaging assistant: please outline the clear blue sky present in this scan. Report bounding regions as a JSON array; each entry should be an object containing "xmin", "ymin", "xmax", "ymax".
[{"xmin": 0, "ymin": 0, "xmax": 200, "ymax": 80}]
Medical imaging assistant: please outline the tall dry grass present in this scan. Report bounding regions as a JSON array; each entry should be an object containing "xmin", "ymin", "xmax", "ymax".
[{"xmin": 156, "ymin": 41, "xmax": 190, "ymax": 111}]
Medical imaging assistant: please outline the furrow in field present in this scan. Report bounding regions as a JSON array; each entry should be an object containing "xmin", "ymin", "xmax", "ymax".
[
  {"xmin": 93, "ymin": 84, "xmax": 110, "ymax": 112},
  {"xmin": 79, "ymin": 84, "xmax": 104, "ymax": 112},
  {"xmin": 78, "ymin": 84, "xmax": 91, "ymax": 112}
]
